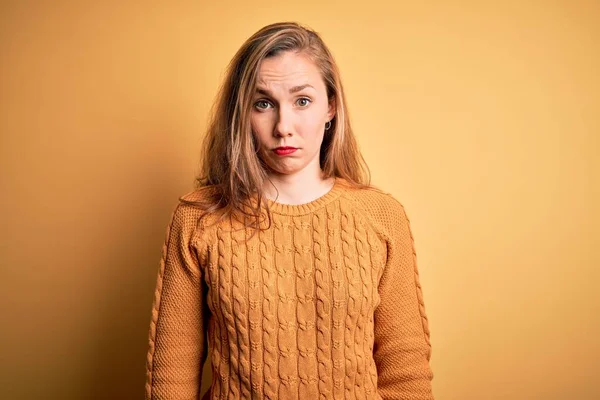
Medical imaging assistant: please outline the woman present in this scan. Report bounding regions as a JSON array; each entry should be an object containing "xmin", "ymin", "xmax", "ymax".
[{"xmin": 145, "ymin": 22, "xmax": 434, "ymax": 400}]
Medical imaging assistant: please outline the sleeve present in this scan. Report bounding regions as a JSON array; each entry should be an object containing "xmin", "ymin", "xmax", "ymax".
[
  {"xmin": 145, "ymin": 203, "xmax": 210, "ymax": 400},
  {"xmin": 373, "ymin": 201, "xmax": 434, "ymax": 399}
]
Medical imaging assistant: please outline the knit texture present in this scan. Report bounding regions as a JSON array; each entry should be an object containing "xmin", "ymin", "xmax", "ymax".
[{"xmin": 145, "ymin": 178, "xmax": 434, "ymax": 399}]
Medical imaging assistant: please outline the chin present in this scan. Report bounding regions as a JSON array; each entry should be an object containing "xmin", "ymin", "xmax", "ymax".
[
  {"xmin": 265, "ymin": 159, "xmax": 297, "ymax": 173},
  {"xmin": 269, "ymin": 164, "xmax": 305, "ymax": 176},
  {"xmin": 271, "ymin": 168, "xmax": 300, "ymax": 176}
]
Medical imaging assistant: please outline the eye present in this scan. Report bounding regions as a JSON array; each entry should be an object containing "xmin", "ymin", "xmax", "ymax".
[
  {"xmin": 254, "ymin": 100, "xmax": 273, "ymax": 111},
  {"xmin": 296, "ymin": 97, "xmax": 312, "ymax": 107}
]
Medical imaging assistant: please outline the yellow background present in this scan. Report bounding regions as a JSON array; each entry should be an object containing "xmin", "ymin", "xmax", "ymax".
[{"xmin": 1, "ymin": 1, "xmax": 599, "ymax": 399}]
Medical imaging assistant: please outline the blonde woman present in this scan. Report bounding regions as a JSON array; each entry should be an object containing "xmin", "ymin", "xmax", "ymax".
[{"xmin": 145, "ymin": 22, "xmax": 434, "ymax": 400}]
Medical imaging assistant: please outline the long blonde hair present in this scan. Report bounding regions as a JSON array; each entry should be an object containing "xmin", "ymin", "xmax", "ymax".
[{"xmin": 184, "ymin": 22, "xmax": 370, "ymax": 228}]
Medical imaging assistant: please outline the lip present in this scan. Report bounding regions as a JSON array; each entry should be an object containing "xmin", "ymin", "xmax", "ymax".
[{"xmin": 273, "ymin": 146, "xmax": 298, "ymax": 156}]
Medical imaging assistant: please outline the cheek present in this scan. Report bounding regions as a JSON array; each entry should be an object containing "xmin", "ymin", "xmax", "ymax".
[
  {"xmin": 250, "ymin": 114, "xmax": 271, "ymax": 146},
  {"xmin": 298, "ymin": 113, "xmax": 326, "ymax": 142}
]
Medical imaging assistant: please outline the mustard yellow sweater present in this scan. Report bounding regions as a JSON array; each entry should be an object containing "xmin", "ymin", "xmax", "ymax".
[{"xmin": 145, "ymin": 179, "xmax": 434, "ymax": 399}]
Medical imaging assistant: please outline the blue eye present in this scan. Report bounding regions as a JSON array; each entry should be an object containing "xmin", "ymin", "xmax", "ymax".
[
  {"xmin": 296, "ymin": 97, "xmax": 311, "ymax": 107},
  {"xmin": 255, "ymin": 100, "xmax": 272, "ymax": 110}
]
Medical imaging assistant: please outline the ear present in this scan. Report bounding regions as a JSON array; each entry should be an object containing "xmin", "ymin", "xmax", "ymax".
[{"xmin": 327, "ymin": 98, "xmax": 336, "ymax": 121}]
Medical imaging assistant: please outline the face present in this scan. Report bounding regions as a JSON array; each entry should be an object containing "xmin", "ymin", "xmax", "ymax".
[{"xmin": 250, "ymin": 51, "xmax": 335, "ymax": 178}]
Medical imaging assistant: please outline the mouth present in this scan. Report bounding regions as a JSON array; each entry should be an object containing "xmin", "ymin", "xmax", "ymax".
[{"xmin": 273, "ymin": 146, "xmax": 298, "ymax": 156}]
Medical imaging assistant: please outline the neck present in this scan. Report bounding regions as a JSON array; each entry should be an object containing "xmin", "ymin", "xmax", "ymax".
[{"xmin": 264, "ymin": 168, "xmax": 335, "ymax": 206}]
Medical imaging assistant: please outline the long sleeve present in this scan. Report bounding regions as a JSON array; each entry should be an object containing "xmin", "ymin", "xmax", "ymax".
[
  {"xmin": 145, "ymin": 203, "xmax": 209, "ymax": 400},
  {"xmin": 373, "ymin": 201, "xmax": 434, "ymax": 399}
]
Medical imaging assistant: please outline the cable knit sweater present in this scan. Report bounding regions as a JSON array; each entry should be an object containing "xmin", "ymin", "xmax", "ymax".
[{"xmin": 145, "ymin": 178, "xmax": 434, "ymax": 400}]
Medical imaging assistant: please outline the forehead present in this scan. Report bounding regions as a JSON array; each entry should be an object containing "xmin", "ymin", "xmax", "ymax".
[{"xmin": 256, "ymin": 51, "xmax": 324, "ymax": 88}]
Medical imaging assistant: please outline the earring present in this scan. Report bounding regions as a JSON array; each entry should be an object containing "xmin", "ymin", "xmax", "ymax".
[{"xmin": 325, "ymin": 120, "xmax": 332, "ymax": 130}]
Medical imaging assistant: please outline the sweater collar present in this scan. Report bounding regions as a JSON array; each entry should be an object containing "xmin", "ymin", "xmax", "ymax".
[{"xmin": 261, "ymin": 177, "xmax": 345, "ymax": 216}]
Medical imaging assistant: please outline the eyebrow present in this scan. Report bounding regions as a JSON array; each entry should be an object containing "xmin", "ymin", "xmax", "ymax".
[{"xmin": 255, "ymin": 84, "xmax": 315, "ymax": 96}]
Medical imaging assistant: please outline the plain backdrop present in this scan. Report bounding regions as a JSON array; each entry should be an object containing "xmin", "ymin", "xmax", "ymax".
[{"xmin": 1, "ymin": 1, "xmax": 599, "ymax": 399}]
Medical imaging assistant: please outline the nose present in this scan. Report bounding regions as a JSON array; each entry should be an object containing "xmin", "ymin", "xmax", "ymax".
[{"xmin": 274, "ymin": 105, "xmax": 294, "ymax": 137}]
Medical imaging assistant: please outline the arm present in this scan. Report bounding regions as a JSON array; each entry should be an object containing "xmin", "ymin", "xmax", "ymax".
[
  {"xmin": 145, "ymin": 203, "xmax": 209, "ymax": 400},
  {"xmin": 374, "ymin": 203, "xmax": 434, "ymax": 399}
]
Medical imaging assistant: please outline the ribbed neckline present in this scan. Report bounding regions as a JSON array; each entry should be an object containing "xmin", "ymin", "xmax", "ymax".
[{"xmin": 263, "ymin": 177, "xmax": 344, "ymax": 216}]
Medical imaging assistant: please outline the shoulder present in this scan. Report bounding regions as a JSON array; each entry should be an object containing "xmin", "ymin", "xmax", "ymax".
[
  {"xmin": 340, "ymin": 182, "xmax": 408, "ymax": 221},
  {"xmin": 176, "ymin": 187, "xmax": 228, "ymax": 242},
  {"xmin": 165, "ymin": 188, "xmax": 215, "ymax": 237},
  {"xmin": 179, "ymin": 186, "xmax": 214, "ymax": 204},
  {"xmin": 173, "ymin": 190, "xmax": 207, "ymax": 219},
  {"xmin": 338, "ymin": 182, "xmax": 412, "ymax": 240}
]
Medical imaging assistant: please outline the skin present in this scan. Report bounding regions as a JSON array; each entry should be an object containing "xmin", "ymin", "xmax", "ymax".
[{"xmin": 251, "ymin": 51, "xmax": 336, "ymax": 205}]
